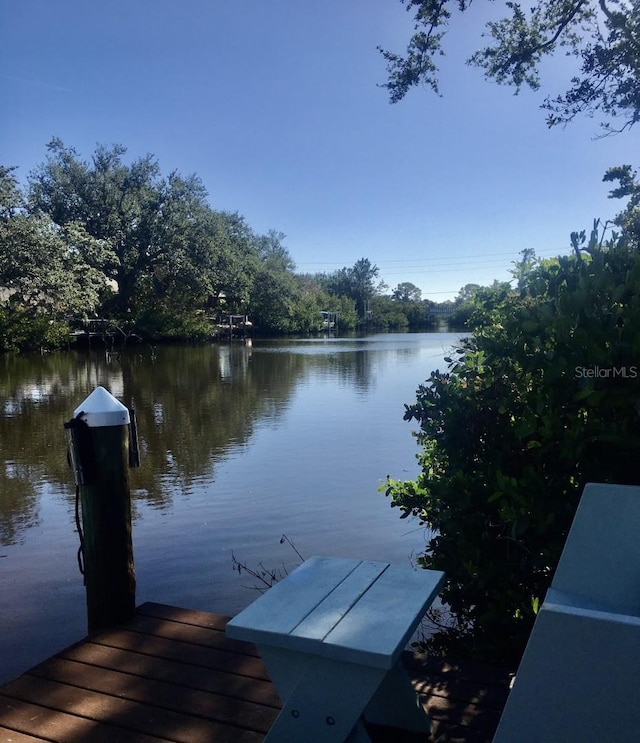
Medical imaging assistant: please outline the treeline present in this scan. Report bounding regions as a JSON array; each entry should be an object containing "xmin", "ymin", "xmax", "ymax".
[{"xmin": 0, "ymin": 140, "xmax": 439, "ymax": 353}]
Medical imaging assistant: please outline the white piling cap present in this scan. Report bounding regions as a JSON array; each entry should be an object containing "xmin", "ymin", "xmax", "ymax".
[{"xmin": 73, "ymin": 386, "xmax": 130, "ymax": 427}]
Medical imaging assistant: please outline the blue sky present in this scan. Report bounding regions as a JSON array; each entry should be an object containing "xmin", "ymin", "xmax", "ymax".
[{"xmin": 2, "ymin": 1, "xmax": 638, "ymax": 301}]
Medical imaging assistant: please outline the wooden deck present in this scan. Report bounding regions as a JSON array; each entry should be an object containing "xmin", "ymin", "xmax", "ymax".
[{"xmin": 0, "ymin": 603, "xmax": 511, "ymax": 742}]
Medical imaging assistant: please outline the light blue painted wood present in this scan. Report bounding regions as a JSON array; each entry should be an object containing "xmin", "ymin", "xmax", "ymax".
[
  {"xmin": 494, "ymin": 602, "xmax": 640, "ymax": 741},
  {"xmin": 259, "ymin": 649, "xmax": 385, "ymax": 742},
  {"xmin": 551, "ymin": 482, "xmax": 640, "ymax": 615},
  {"xmin": 226, "ymin": 555, "xmax": 444, "ymax": 739},
  {"xmin": 226, "ymin": 556, "xmax": 358, "ymax": 645},
  {"xmin": 291, "ymin": 561, "xmax": 388, "ymax": 643},
  {"xmin": 494, "ymin": 483, "xmax": 640, "ymax": 742},
  {"xmin": 322, "ymin": 564, "xmax": 444, "ymax": 668},
  {"xmin": 228, "ymin": 556, "xmax": 444, "ymax": 668}
]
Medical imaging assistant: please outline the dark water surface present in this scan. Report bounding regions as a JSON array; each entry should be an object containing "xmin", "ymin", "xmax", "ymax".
[{"xmin": 0, "ymin": 332, "xmax": 460, "ymax": 684}]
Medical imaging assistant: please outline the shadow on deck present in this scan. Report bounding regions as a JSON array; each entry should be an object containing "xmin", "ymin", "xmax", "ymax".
[{"xmin": 0, "ymin": 603, "xmax": 512, "ymax": 742}]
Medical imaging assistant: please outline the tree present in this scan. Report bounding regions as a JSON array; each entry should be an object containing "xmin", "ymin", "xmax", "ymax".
[
  {"xmin": 392, "ymin": 281, "xmax": 422, "ymax": 302},
  {"xmin": 324, "ymin": 258, "xmax": 382, "ymax": 318},
  {"xmin": 0, "ymin": 166, "xmax": 109, "ymax": 320},
  {"xmin": 604, "ymin": 163, "xmax": 640, "ymax": 237},
  {"xmin": 449, "ymin": 280, "xmax": 512, "ymax": 329},
  {"xmin": 198, "ymin": 211, "xmax": 261, "ymax": 316},
  {"xmin": 248, "ymin": 231, "xmax": 304, "ymax": 333},
  {"xmin": 28, "ymin": 139, "xmax": 219, "ymax": 318},
  {"xmin": 0, "ymin": 166, "xmax": 23, "ymax": 219},
  {"xmin": 381, "ymin": 0, "xmax": 640, "ymax": 131},
  {"xmin": 455, "ymin": 283, "xmax": 481, "ymax": 304},
  {"xmin": 511, "ymin": 248, "xmax": 537, "ymax": 294},
  {"xmin": 385, "ymin": 246, "xmax": 640, "ymax": 665}
]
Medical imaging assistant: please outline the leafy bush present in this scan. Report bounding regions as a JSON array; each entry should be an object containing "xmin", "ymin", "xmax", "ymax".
[
  {"xmin": 0, "ymin": 308, "xmax": 70, "ymax": 353},
  {"xmin": 384, "ymin": 233, "xmax": 640, "ymax": 668},
  {"xmin": 136, "ymin": 307, "xmax": 211, "ymax": 342}
]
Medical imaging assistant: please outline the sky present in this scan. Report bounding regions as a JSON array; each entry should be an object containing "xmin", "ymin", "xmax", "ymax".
[{"xmin": 2, "ymin": 0, "xmax": 638, "ymax": 301}]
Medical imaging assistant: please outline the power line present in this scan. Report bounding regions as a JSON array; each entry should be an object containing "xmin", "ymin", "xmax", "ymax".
[{"xmin": 296, "ymin": 248, "xmax": 570, "ymax": 271}]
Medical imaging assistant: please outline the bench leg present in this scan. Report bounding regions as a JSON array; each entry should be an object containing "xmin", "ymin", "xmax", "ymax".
[
  {"xmin": 260, "ymin": 647, "xmax": 385, "ymax": 742},
  {"xmin": 364, "ymin": 661, "xmax": 432, "ymax": 734}
]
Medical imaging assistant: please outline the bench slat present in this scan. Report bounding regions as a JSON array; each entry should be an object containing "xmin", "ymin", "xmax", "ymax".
[
  {"xmin": 291, "ymin": 560, "xmax": 388, "ymax": 642},
  {"xmin": 228, "ymin": 557, "xmax": 445, "ymax": 669},
  {"xmin": 323, "ymin": 565, "xmax": 445, "ymax": 668},
  {"xmin": 227, "ymin": 556, "xmax": 358, "ymax": 642}
]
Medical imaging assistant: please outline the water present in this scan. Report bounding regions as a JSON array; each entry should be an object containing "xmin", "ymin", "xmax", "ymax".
[{"xmin": 0, "ymin": 332, "xmax": 460, "ymax": 684}]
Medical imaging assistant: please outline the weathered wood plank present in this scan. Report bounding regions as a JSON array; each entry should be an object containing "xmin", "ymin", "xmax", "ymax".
[
  {"xmin": 29, "ymin": 657, "xmax": 278, "ymax": 733},
  {"xmin": 0, "ymin": 730, "xmax": 46, "ymax": 743},
  {"xmin": 91, "ymin": 629, "xmax": 270, "ymax": 680},
  {"xmin": 0, "ymin": 726, "xmax": 51, "ymax": 743},
  {"xmin": 137, "ymin": 602, "xmax": 230, "ymax": 630},
  {"xmin": 117, "ymin": 614, "xmax": 260, "ymax": 656},
  {"xmin": 1, "ymin": 675, "xmax": 263, "ymax": 743},
  {"xmin": 57, "ymin": 642, "xmax": 280, "ymax": 707},
  {"xmin": 402, "ymin": 651, "xmax": 511, "ymax": 738},
  {"xmin": 0, "ymin": 694, "xmax": 166, "ymax": 743},
  {"xmin": 404, "ymin": 653, "xmax": 512, "ymax": 719},
  {"xmin": 422, "ymin": 691, "xmax": 503, "ymax": 732},
  {"xmin": 0, "ymin": 604, "xmax": 509, "ymax": 743}
]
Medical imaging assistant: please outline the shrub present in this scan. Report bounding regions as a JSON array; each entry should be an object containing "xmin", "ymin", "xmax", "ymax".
[
  {"xmin": 0, "ymin": 308, "xmax": 70, "ymax": 353},
  {"xmin": 384, "ymin": 235, "xmax": 640, "ymax": 668}
]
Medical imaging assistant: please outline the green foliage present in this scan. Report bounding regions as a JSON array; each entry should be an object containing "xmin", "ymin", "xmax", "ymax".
[
  {"xmin": 449, "ymin": 280, "xmax": 513, "ymax": 330},
  {"xmin": 369, "ymin": 297, "xmax": 410, "ymax": 330},
  {"xmin": 323, "ymin": 258, "xmax": 382, "ymax": 318},
  {"xmin": 0, "ymin": 166, "xmax": 108, "ymax": 321},
  {"xmin": 135, "ymin": 307, "xmax": 212, "ymax": 343},
  {"xmin": 384, "ymin": 231, "xmax": 640, "ymax": 668},
  {"xmin": 0, "ymin": 216, "xmax": 109, "ymax": 317},
  {"xmin": 369, "ymin": 294, "xmax": 435, "ymax": 330},
  {"xmin": 392, "ymin": 281, "xmax": 422, "ymax": 302},
  {"xmin": 2, "ymin": 142, "xmax": 437, "ymax": 349},
  {"xmin": 382, "ymin": 0, "xmax": 640, "ymax": 131},
  {"xmin": 604, "ymin": 164, "xmax": 640, "ymax": 238},
  {"xmin": 0, "ymin": 308, "xmax": 70, "ymax": 353},
  {"xmin": 29, "ymin": 139, "xmax": 218, "ymax": 317},
  {"xmin": 248, "ymin": 231, "xmax": 306, "ymax": 334}
]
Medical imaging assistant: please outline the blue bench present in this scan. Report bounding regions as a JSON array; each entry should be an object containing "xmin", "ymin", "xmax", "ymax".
[{"xmin": 227, "ymin": 555, "xmax": 444, "ymax": 742}]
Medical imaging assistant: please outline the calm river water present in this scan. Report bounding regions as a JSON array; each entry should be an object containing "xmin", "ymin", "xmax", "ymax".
[{"xmin": 0, "ymin": 332, "xmax": 460, "ymax": 684}]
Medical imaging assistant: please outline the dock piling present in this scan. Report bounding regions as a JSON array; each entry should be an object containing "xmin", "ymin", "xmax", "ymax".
[{"xmin": 65, "ymin": 386, "xmax": 137, "ymax": 633}]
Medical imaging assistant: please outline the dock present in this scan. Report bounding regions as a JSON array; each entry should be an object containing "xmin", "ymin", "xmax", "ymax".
[{"xmin": 0, "ymin": 602, "xmax": 511, "ymax": 742}]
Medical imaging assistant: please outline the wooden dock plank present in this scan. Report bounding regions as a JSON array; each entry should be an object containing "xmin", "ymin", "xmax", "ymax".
[
  {"xmin": 0, "ymin": 725, "xmax": 57, "ymax": 743},
  {"xmin": 57, "ymin": 642, "xmax": 280, "ymax": 707},
  {"xmin": 28, "ymin": 657, "xmax": 277, "ymax": 733},
  {"xmin": 403, "ymin": 652, "xmax": 512, "ymax": 741},
  {"xmin": 0, "ymin": 693, "xmax": 167, "ymax": 743},
  {"xmin": 0, "ymin": 731, "xmax": 47, "ymax": 743},
  {"xmin": 0, "ymin": 602, "xmax": 511, "ymax": 742},
  {"xmin": 1, "ymin": 675, "xmax": 262, "ymax": 743},
  {"xmin": 0, "ymin": 731, "xmax": 51, "ymax": 743},
  {"xmin": 137, "ymin": 602, "xmax": 232, "ymax": 630},
  {"xmin": 121, "ymin": 614, "xmax": 259, "ymax": 656},
  {"xmin": 89, "ymin": 629, "xmax": 270, "ymax": 681}
]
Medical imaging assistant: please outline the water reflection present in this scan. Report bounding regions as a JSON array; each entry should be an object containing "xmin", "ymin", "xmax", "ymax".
[
  {"xmin": 1, "ymin": 338, "xmax": 424, "ymax": 541},
  {"xmin": 0, "ymin": 332, "xmax": 460, "ymax": 684}
]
